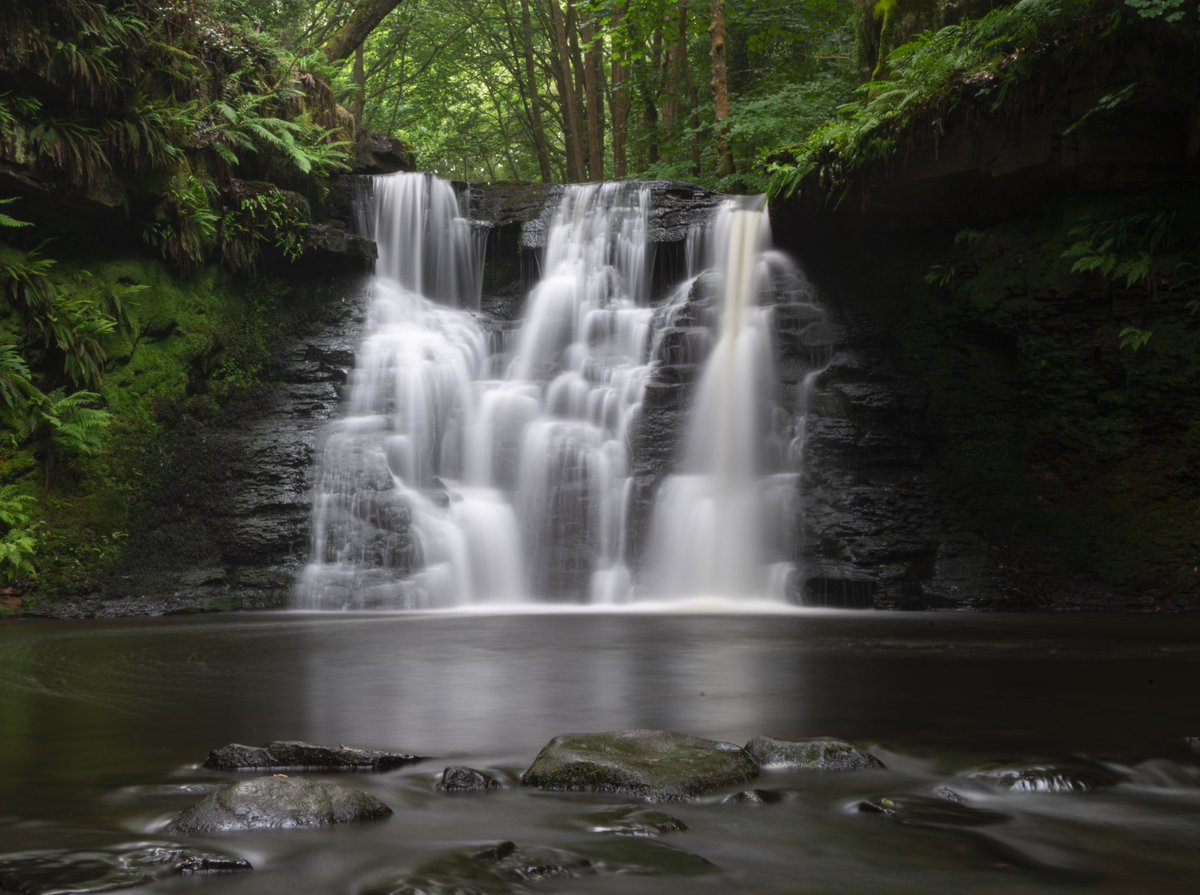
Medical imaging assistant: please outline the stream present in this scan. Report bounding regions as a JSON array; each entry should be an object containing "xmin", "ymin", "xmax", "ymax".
[{"xmin": 2, "ymin": 610, "xmax": 1198, "ymax": 893}]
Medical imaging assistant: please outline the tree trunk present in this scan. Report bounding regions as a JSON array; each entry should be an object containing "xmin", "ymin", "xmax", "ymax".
[
  {"xmin": 608, "ymin": 2, "xmax": 629, "ymax": 179},
  {"xmin": 548, "ymin": 0, "xmax": 586, "ymax": 181},
  {"xmin": 581, "ymin": 13, "xmax": 605, "ymax": 181},
  {"xmin": 520, "ymin": 0, "xmax": 554, "ymax": 181},
  {"xmin": 324, "ymin": 0, "xmax": 406, "ymax": 62},
  {"xmin": 708, "ymin": 0, "xmax": 734, "ymax": 177},
  {"xmin": 352, "ymin": 44, "xmax": 366, "ymax": 132}
]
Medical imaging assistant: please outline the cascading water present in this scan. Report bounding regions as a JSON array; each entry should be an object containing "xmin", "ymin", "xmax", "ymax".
[{"xmin": 295, "ymin": 173, "xmax": 823, "ymax": 609}]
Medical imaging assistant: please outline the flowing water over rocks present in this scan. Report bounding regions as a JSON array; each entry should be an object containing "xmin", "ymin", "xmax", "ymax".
[{"xmin": 294, "ymin": 173, "xmax": 828, "ymax": 608}]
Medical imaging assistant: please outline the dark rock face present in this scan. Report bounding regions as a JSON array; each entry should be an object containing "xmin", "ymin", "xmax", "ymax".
[
  {"xmin": 166, "ymin": 777, "xmax": 392, "ymax": 834},
  {"xmin": 0, "ymin": 842, "xmax": 251, "ymax": 894},
  {"xmin": 744, "ymin": 736, "xmax": 885, "ymax": 771},
  {"xmin": 521, "ymin": 729, "xmax": 758, "ymax": 802},
  {"xmin": 106, "ymin": 276, "xmax": 372, "ymax": 612},
  {"xmin": 203, "ymin": 741, "xmax": 422, "ymax": 772},
  {"xmin": 299, "ymin": 223, "xmax": 377, "ymax": 275},
  {"xmin": 436, "ymin": 766, "xmax": 502, "ymax": 793},
  {"xmin": 351, "ymin": 133, "xmax": 416, "ymax": 175}
]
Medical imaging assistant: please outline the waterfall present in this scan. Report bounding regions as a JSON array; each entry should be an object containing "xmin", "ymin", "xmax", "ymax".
[{"xmin": 295, "ymin": 174, "xmax": 823, "ymax": 609}]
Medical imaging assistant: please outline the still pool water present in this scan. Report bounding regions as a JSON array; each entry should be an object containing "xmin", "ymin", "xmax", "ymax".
[{"xmin": 1, "ymin": 610, "xmax": 1198, "ymax": 893}]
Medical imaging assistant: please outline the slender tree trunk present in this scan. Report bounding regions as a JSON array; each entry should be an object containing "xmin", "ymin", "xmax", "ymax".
[
  {"xmin": 519, "ymin": 0, "xmax": 554, "ymax": 181},
  {"xmin": 678, "ymin": 1, "xmax": 702, "ymax": 175},
  {"xmin": 608, "ymin": 2, "xmax": 629, "ymax": 179},
  {"xmin": 709, "ymin": 0, "xmax": 734, "ymax": 176},
  {"xmin": 548, "ymin": 0, "xmax": 586, "ymax": 181},
  {"xmin": 581, "ymin": 13, "xmax": 605, "ymax": 181},
  {"xmin": 352, "ymin": 44, "xmax": 366, "ymax": 132},
  {"xmin": 564, "ymin": 2, "xmax": 594, "ymax": 179},
  {"xmin": 661, "ymin": 2, "xmax": 687, "ymax": 142}
]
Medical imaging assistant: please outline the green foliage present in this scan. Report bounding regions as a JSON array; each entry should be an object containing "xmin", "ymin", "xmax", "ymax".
[
  {"xmin": 144, "ymin": 172, "xmax": 221, "ymax": 268},
  {"xmin": 765, "ymin": 0, "xmax": 1108, "ymax": 199},
  {"xmin": 1124, "ymin": 0, "xmax": 1188, "ymax": 21},
  {"xmin": 40, "ymin": 391, "xmax": 111, "ymax": 459},
  {"xmin": 219, "ymin": 186, "xmax": 309, "ymax": 272},
  {"xmin": 0, "ymin": 485, "xmax": 39, "ymax": 585},
  {"xmin": 1117, "ymin": 325, "xmax": 1152, "ymax": 352}
]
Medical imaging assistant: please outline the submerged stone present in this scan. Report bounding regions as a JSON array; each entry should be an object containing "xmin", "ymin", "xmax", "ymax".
[
  {"xmin": 203, "ymin": 740, "xmax": 422, "ymax": 772},
  {"xmin": 969, "ymin": 758, "xmax": 1127, "ymax": 793},
  {"xmin": 366, "ymin": 837, "xmax": 715, "ymax": 895},
  {"xmin": 436, "ymin": 766, "xmax": 502, "ymax": 793},
  {"xmin": 0, "ymin": 842, "xmax": 250, "ymax": 894},
  {"xmin": 365, "ymin": 841, "xmax": 593, "ymax": 895},
  {"xmin": 166, "ymin": 776, "xmax": 392, "ymax": 834},
  {"xmin": 521, "ymin": 729, "xmax": 758, "ymax": 801},
  {"xmin": 572, "ymin": 806, "xmax": 688, "ymax": 837},
  {"xmin": 744, "ymin": 736, "xmax": 885, "ymax": 771},
  {"xmin": 722, "ymin": 788, "xmax": 787, "ymax": 805},
  {"xmin": 857, "ymin": 793, "xmax": 1009, "ymax": 827}
]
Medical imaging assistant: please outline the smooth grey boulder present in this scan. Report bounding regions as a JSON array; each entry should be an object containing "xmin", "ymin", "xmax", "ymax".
[
  {"xmin": 745, "ymin": 736, "xmax": 885, "ymax": 771},
  {"xmin": 722, "ymin": 789, "xmax": 786, "ymax": 805},
  {"xmin": 166, "ymin": 777, "xmax": 392, "ymax": 834},
  {"xmin": 521, "ymin": 729, "xmax": 758, "ymax": 802},
  {"xmin": 365, "ymin": 840, "xmax": 593, "ymax": 895},
  {"xmin": 203, "ymin": 740, "xmax": 422, "ymax": 772},
  {"xmin": 0, "ymin": 842, "xmax": 251, "ymax": 894},
  {"xmin": 436, "ymin": 766, "xmax": 501, "ymax": 793}
]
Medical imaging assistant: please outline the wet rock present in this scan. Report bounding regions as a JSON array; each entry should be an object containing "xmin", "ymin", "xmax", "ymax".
[
  {"xmin": 1185, "ymin": 736, "xmax": 1200, "ymax": 754},
  {"xmin": 365, "ymin": 840, "xmax": 593, "ymax": 895},
  {"xmin": 300, "ymin": 223, "xmax": 377, "ymax": 275},
  {"xmin": 745, "ymin": 736, "xmax": 885, "ymax": 771},
  {"xmin": 969, "ymin": 758, "xmax": 1127, "ymax": 793},
  {"xmin": 572, "ymin": 806, "xmax": 688, "ymax": 837},
  {"xmin": 436, "ymin": 766, "xmax": 501, "ymax": 793},
  {"xmin": 352, "ymin": 132, "xmax": 416, "ymax": 174},
  {"xmin": 722, "ymin": 789, "xmax": 786, "ymax": 805},
  {"xmin": 166, "ymin": 777, "xmax": 392, "ymax": 834},
  {"xmin": 521, "ymin": 729, "xmax": 758, "ymax": 802},
  {"xmin": 0, "ymin": 842, "xmax": 251, "ymax": 894},
  {"xmin": 203, "ymin": 740, "xmax": 422, "ymax": 772},
  {"xmin": 857, "ymin": 793, "xmax": 1009, "ymax": 827}
]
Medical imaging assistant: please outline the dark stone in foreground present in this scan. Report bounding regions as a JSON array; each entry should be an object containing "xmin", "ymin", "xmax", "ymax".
[
  {"xmin": 1185, "ymin": 736, "xmax": 1200, "ymax": 754},
  {"xmin": 969, "ymin": 759, "xmax": 1127, "ymax": 793},
  {"xmin": 0, "ymin": 842, "xmax": 250, "ymax": 894},
  {"xmin": 366, "ymin": 838, "xmax": 715, "ymax": 895},
  {"xmin": 521, "ymin": 729, "xmax": 758, "ymax": 802},
  {"xmin": 203, "ymin": 740, "xmax": 422, "ymax": 772},
  {"xmin": 166, "ymin": 777, "xmax": 392, "ymax": 834},
  {"xmin": 365, "ymin": 840, "xmax": 593, "ymax": 895},
  {"xmin": 436, "ymin": 766, "xmax": 501, "ymax": 793},
  {"xmin": 745, "ymin": 736, "xmax": 885, "ymax": 771},
  {"xmin": 857, "ymin": 794, "xmax": 1009, "ymax": 827}
]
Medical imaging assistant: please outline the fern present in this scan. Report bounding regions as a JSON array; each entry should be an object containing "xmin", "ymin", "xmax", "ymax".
[
  {"xmin": 41, "ymin": 390, "xmax": 111, "ymax": 458},
  {"xmin": 0, "ymin": 485, "xmax": 39, "ymax": 585}
]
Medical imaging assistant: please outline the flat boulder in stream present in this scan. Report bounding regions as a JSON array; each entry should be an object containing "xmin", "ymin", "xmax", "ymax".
[
  {"xmin": 969, "ymin": 758, "xmax": 1127, "ymax": 793},
  {"xmin": 521, "ymin": 729, "xmax": 758, "ymax": 801},
  {"xmin": 203, "ymin": 740, "xmax": 422, "ymax": 772},
  {"xmin": 166, "ymin": 776, "xmax": 392, "ymax": 834},
  {"xmin": 745, "ymin": 735, "xmax": 885, "ymax": 771}
]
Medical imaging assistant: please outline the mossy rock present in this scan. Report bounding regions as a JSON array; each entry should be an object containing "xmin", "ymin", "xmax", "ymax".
[
  {"xmin": 521, "ymin": 729, "xmax": 758, "ymax": 802},
  {"xmin": 166, "ymin": 777, "xmax": 392, "ymax": 834},
  {"xmin": 744, "ymin": 735, "xmax": 885, "ymax": 771}
]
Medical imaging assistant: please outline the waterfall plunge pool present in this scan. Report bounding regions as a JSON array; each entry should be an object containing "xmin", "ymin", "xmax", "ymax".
[{"xmin": 1, "ymin": 611, "xmax": 1198, "ymax": 893}]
